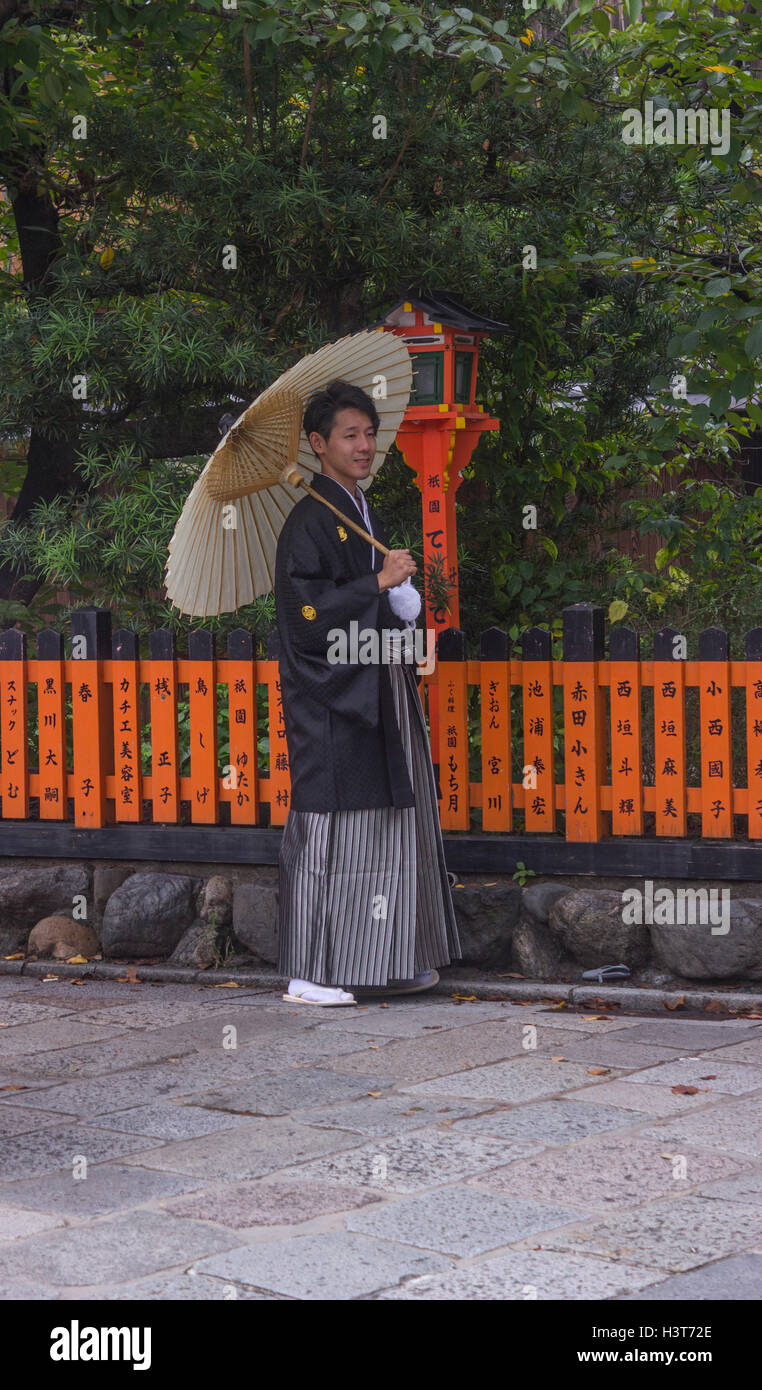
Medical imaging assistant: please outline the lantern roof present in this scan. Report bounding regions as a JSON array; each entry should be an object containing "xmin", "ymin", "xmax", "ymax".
[{"xmin": 372, "ymin": 289, "xmax": 512, "ymax": 335}]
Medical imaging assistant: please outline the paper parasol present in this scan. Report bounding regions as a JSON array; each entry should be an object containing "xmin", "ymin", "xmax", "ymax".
[{"xmin": 164, "ymin": 328, "xmax": 412, "ymax": 617}]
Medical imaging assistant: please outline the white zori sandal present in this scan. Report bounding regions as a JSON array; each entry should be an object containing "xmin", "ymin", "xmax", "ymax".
[{"xmin": 283, "ymin": 978, "xmax": 357, "ymax": 1007}]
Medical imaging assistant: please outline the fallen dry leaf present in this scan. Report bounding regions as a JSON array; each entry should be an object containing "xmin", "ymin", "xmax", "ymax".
[
  {"xmin": 704, "ymin": 1000, "xmax": 727, "ymax": 1014},
  {"xmin": 0, "ymin": 1084, "xmax": 28, "ymax": 1092},
  {"xmin": 496, "ymin": 972, "xmax": 525, "ymax": 978},
  {"xmin": 545, "ymin": 1002, "xmax": 567, "ymax": 1011},
  {"xmin": 368, "ymin": 1044, "xmax": 380, "ymax": 1050},
  {"xmin": 699, "ymin": 1075, "xmax": 717, "ymax": 1080},
  {"xmin": 664, "ymin": 996, "xmax": 686, "ymax": 1010},
  {"xmin": 582, "ymin": 1015, "xmax": 612, "ymax": 1022},
  {"xmin": 379, "ymin": 1003, "xmax": 389, "ymax": 1009},
  {"xmin": 672, "ymin": 1084, "xmax": 699, "ymax": 1095},
  {"xmin": 451, "ymin": 993, "xmax": 477, "ymax": 1001},
  {"xmin": 168, "ymin": 1057, "xmax": 180, "ymax": 1063},
  {"xmin": 367, "ymin": 1091, "xmax": 382, "ymax": 1098},
  {"xmin": 422, "ymin": 1025, "xmax": 442, "ymax": 1030},
  {"xmin": 212, "ymin": 981, "xmax": 241, "ymax": 988},
  {"xmin": 551, "ymin": 1056, "xmax": 565, "ymax": 1062},
  {"xmin": 587, "ymin": 1068, "xmax": 611, "ymax": 1075},
  {"xmin": 2, "ymin": 953, "xmax": 24, "ymax": 961},
  {"xmin": 65, "ymin": 954, "xmax": 89, "ymax": 965}
]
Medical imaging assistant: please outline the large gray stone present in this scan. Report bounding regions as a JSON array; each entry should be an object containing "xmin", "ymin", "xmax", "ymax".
[
  {"xmin": 93, "ymin": 865, "xmax": 133, "ymax": 919},
  {"xmin": 100, "ymin": 872, "xmax": 202, "ymax": 957},
  {"xmin": 233, "ymin": 883, "xmax": 279, "ymax": 964},
  {"xmin": 169, "ymin": 918, "xmax": 230, "ymax": 967},
  {"xmin": 522, "ymin": 882, "xmax": 574, "ymax": 924},
  {"xmin": 450, "ymin": 883, "xmax": 521, "ymax": 968},
  {"xmin": 512, "ymin": 918, "xmax": 573, "ymax": 978},
  {"xmin": 200, "ymin": 874, "xmax": 233, "ymax": 927},
  {"xmin": 649, "ymin": 897, "xmax": 762, "ymax": 979},
  {"xmin": 27, "ymin": 914, "xmax": 100, "ymax": 960},
  {"xmin": 0, "ymin": 867, "xmax": 91, "ymax": 953},
  {"xmin": 548, "ymin": 889, "xmax": 649, "ymax": 969}
]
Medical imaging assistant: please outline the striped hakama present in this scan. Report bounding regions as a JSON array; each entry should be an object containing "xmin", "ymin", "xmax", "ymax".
[{"xmin": 277, "ymin": 632, "xmax": 463, "ymax": 987}]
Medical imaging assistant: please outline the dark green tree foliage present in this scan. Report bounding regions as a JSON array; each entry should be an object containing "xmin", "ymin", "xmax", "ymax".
[{"xmin": 0, "ymin": 0, "xmax": 760, "ymax": 656}]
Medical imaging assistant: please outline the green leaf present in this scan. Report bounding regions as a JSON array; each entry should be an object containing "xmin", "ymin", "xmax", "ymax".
[
  {"xmin": 745, "ymin": 323, "xmax": 762, "ymax": 359},
  {"xmin": 560, "ymin": 89, "xmax": 580, "ymax": 117},
  {"xmin": 609, "ymin": 599, "xmax": 628, "ymax": 623}
]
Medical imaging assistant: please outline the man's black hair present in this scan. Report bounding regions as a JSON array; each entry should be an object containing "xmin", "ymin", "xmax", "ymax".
[{"xmin": 303, "ymin": 379, "xmax": 380, "ymax": 458}]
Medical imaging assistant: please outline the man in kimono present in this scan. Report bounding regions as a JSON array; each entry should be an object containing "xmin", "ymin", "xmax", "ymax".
[{"xmin": 274, "ymin": 378, "xmax": 462, "ymax": 1005}]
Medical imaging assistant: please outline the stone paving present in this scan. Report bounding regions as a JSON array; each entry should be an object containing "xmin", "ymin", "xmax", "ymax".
[{"xmin": 1, "ymin": 971, "xmax": 762, "ymax": 1300}]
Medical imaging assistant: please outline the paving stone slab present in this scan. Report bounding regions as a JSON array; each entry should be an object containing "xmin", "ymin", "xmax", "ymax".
[
  {"xmin": 533, "ymin": 1197, "xmax": 762, "ymax": 1271},
  {"xmin": 328, "ymin": 1022, "xmax": 577, "ymax": 1084},
  {"xmin": 314, "ymin": 1001, "xmax": 520, "ymax": 1038},
  {"xmin": 0, "ymin": 1163, "xmax": 205, "ymax": 1217},
  {"xmin": 0, "ymin": 1277, "xmax": 60, "ymax": 1299},
  {"xmin": 491, "ymin": 1009, "xmax": 647, "ymax": 1034},
  {"xmin": 293, "ymin": 1095, "xmax": 493, "ymax": 1139},
  {"xmin": 15, "ymin": 1033, "xmax": 201, "ymax": 1080},
  {"xmin": 0, "ymin": 1203, "xmax": 65, "ymax": 1242},
  {"xmin": 638, "ymin": 1097, "xmax": 762, "ymax": 1156},
  {"xmin": 78, "ymin": 1272, "xmax": 283, "ymax": 1300},
  {"xmin": 92, "ymin": 1103, "xmax": 261, "ymax": 1140},
  {"xmin": 119, "ymin": 1118, "xmax": 364, "ymax": 1181},
  {"xmin": 0, "ymin": 1001, "xmax": 82, "ymax": 1026},
  {"xmin": 689, "ymin": 1038, "xmax": 762, "ymax": 1066},
  {"xmin": 449, "ymin": 1098, "xmax": 640, "ymax": 1145},
  {"xmin": 165, "ymin": 1179, "xmax": 380, "ymax": 1228},
  {"xmin": 270, "ymin": 1125, "xmax": 544, "ymax": 1194},
  {"xmin": 468, "ymin": 1133, "xmax": 749, "ymax": 1212},
  {"xmin": 192, "ymin": 1068, "xmax": 397, "ymax": 1117},
  {"xmin": 0, "ymin": 1019, "xmax": 128, "ymax": 1056},
  {"xmin": 398, "ymin": 1057, "xmax": 625, "ymax": 1103},
  {"xmin": 621, "ymin": 1059, "xmax": 762, "ymax": 1095},
  {"xmin": 615, "ymin": 1254, "xmax": 762, "ymax": 1300},
  {"xmin": 345, "ymin": 1185, "xmax": 583, "ymax": 1256},
  {"xmin": 599, "ymin": 1021, "xmax": 762, "ymax": 1051},
  {"xmin": 0, "ymin": 1104, "xmax": 79, "ymax": 1136},
  {"xmin": 0, "ymin": 1209, "xmax": 243, "ymax": 1287},
  {"xmin": 695, "ymin": 1169, "xmax": 762, "ymax": 1205},
  {"xmin": 0, "ymin": 1124, "xmax": 167, "ymax": 1181},
  {"xmin": 374, "ymin": 1248, "xmax": 665, "ymax": 1300},
  {"xmin": 548, "ymin": 1039, "xmax": 690, "ymax": 1069},
  {"xmin": 562, "ymin": 1080, "xmax": 725, "ymax": 1117},
  {"xmin": 194, "ymin": 1231, "xmax": 453, "ymax": 1299}
]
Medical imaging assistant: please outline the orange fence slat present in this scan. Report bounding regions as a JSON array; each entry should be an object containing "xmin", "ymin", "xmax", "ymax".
[{"xmin": 609, "ymin": 659, "xmax": 644, "ymax": 836}]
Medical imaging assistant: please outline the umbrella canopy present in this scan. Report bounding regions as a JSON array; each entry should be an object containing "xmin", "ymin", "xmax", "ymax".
[{"xmin": 164, "ymin": 328, "xmax": 412, "ymax": 617}]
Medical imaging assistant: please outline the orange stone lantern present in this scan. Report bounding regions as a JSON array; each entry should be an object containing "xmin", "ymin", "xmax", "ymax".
[
  {"xmin": 371, "ymin": 293, "xmax": 510, "ymax": 762},
  {"xmin": 373, "ymin": 291, "xmax": 510, "ymax": 635}
]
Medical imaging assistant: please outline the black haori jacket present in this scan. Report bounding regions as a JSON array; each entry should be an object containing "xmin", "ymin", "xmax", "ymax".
[{"xmin": 274, "ymin": 471, "xmax": 418, "ymax": 812}]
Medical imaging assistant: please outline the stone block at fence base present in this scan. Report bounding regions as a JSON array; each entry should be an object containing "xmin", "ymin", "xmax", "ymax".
[
  {"xmin": 93, "ymin": 865, "xmax": 134, "ymax": 921},
  {"xmin": 649, "ymin": 897, "xmax": 762, "ymax": 979},
  {"xmin": 27, "ymin": 914, "xmax": 100, "ymax": 960},
  {"xmin": 548, "ymin": 889, "xmax": 650, "ymax": 970},
  {"xmin": 200, "ymin": 875, "xmax": 233, "ymax": 928},
  {"xmin": 451, "ymin": 883, "xmax": 521, "ymax": 969},
  {"xmin": 0, "ymin": 866, "xmax": 91, "ymax": 954},
  {"xmin": 100, "ymin": 873, "xmax": 203, "ymax": 958},
  {"xmin": 232, "ymin": 883, "xmax": 279, "ymax": 965},
  {"xmin": 521, "ymin": 883, "xmax": 574, "ymax": 925},
  {"xmin": 512, "ymin": 918, "xmax": 575, "ymax": 979},
  {"xmin": 169, "ymin": 918, "xmax": 233, "ymax": 968}
]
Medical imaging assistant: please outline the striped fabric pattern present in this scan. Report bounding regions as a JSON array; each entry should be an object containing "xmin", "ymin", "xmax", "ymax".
[{"xmin": 277, "ymin": 633, "xmax": 463, "ymax": 987}]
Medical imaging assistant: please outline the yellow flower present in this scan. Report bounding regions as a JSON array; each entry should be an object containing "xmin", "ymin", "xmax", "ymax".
[
  {"xmin": 520, "ymin": 28, "xmax": 534, "ymax": 45},
  {"xmin": 703, "ymin": 65, "xmax": 736, "ymax": 74}
]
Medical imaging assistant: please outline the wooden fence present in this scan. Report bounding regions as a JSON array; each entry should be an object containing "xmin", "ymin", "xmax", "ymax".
[{"xmin": 0, "ymin": 603, "xmax": 761, "ymax": 844}]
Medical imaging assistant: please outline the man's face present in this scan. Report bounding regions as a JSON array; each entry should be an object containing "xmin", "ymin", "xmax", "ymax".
[{"xmin": 309, "ymin": 407, "xmax": 377, "ymax": 491}]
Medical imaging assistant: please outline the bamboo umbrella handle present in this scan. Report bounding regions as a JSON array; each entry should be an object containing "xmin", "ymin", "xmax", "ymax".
[{"xmin": 284, "ymin": 466, "xmax": 391, "ymax": 556}]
